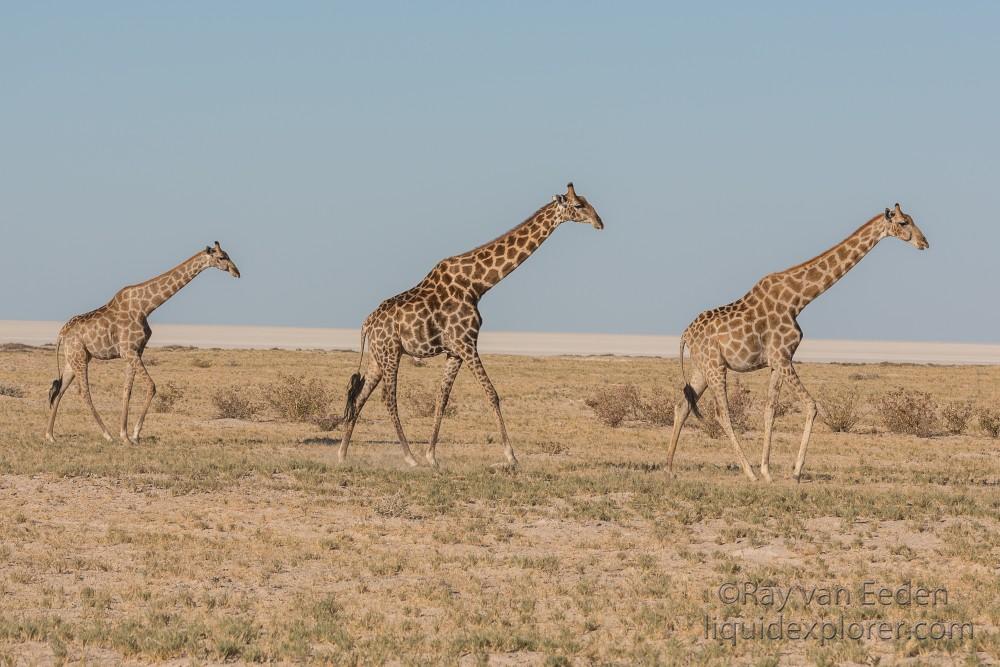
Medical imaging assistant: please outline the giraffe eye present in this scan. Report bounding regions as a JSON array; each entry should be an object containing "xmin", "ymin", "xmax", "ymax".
[{"xmin": 898, "ymin": 220, "xmax": 909, "ymax": 226}]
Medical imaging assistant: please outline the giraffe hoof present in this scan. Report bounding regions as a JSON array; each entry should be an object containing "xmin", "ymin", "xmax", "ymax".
[
  {"xmin": 760, "ymin": 467, "xmax": 773, "ymax": 483},
  {"xmin": 44, "ymin": 433, "xmax": 56, "ymax": 444},
  {"xmin": 102, "ymin": 433, "xmax": 114, "ymax": 443},
  {"xmin": 404, "ymin": 456, "xmax": 419, "ymax": 468},
  {"xmin": 425, "ymin": 454, "xmax": 439, "ymax": 468}
]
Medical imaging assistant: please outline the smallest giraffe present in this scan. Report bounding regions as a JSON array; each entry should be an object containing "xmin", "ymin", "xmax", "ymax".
[{"xmin": 45, "ymin": 242, "xmax": 241, "ymax": 445}]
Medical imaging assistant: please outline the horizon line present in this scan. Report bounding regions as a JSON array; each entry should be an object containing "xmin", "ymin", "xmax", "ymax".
[{"xmin": 2, "ymin": 320, "xmax": 998, "ymax": 365}]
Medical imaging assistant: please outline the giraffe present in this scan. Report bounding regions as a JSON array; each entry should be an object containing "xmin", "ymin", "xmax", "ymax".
[
  {"xmin": 667, "ymin": 204, "xmax": 929, "ymax": 482},
  {"xmin": 45, "ymin": 242, "xmax": 241, "ymax": 444},
  {"xmin": 338, "ymin": 183, "xmax": 604, "ymax": 468}
]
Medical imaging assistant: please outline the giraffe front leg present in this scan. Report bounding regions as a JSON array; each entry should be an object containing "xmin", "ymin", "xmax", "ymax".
[
  {"xmin": 667, "ymin": 369, "xmax": 707, "ymax": 473},
  {"xmin": 45, "ymin": 364, "xmax": 76, "ymax": 443},
  {"xmin": 120, "ymin": 360, "xmax": 138, "ymax": 445},
  {"xmin": 464, "ymin": 351, "xmax": 517, "ymax": 467},
  {"xmin": 131, "ymin": 359, "xmax": 156, "ymax": 443},
  {"xmin": 425, "ymin": 355, "xmax": 462, "ymax": 468},
  {"xmin": 78, "ymin": 362, "xmax": 113, "ymax": 442},
  {"xmin": 760, "ymin": 368, "xmax": 783, "ymax": 483},
  {"xmin": 380, "ymin": 353, "xmax": 419, "ymax": 468},
  {"xmin": 707, "ymin": 370, "xmax": 757, "ymax": 481},
  {"xmin": 779, "ymin": 362, "xmax": 817, "ymax": 481}
]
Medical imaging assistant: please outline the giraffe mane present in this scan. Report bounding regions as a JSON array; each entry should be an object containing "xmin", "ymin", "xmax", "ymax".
[
  {"xmin": 777, "ymin": 214, "xmax": 882, "ymax": 275},
  {"xmin": 448, "ymin": 201, "xmax": 554, "ymax": 261}
]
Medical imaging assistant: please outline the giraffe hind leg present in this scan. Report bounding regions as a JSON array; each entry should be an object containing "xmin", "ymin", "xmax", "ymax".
[
  {"xmin": 78, "ymin": 359, "xmax": 113, "ymax": 442},
  {"xmin": 338, "ymin": 358, "xmax": 383, "ymax": 463},
  {"xmin": 45, "ymin": 363, "xmax": 77, "ymax": 443},
  {"xmin": 380, "ymin": 350, "xmax": 419, "ymax": 467},
  {"xmin": 667, "ymin": 369, "xmax": 707, "ymax": 472},
  {"xmin": 706, "ymin": 368, "xmax": 757, "ymax": 481}
]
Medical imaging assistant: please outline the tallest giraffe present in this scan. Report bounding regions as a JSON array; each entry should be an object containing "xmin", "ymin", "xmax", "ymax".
[{"xmin": 339, "ymin": 183, "xmax": 604, "ymax": 468}]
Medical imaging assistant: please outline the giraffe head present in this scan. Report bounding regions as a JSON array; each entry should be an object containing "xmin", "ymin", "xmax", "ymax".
[
  {"xmin": 882, "ymin": 203, "xmax": 929, "ymax": 250},
  {"xmin": 552, "ymin": 182, "xmax": 603, "ymax": 230},
  {"xmin": 205, "ymin": 241, "xmax": 241, "ymax": 277}
]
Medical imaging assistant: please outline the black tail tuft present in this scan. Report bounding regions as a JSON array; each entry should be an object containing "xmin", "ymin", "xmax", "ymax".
[
  {"xmin": 48, "ymin": 379, "xmax": 62, "ymax": 407},
  {"xmin": 683, "ymin": 383, "xmax": 702, "ymax": 419},
  {"xmin": 343, "ymin": 372, "xmax": 365, "ymax": 423}
]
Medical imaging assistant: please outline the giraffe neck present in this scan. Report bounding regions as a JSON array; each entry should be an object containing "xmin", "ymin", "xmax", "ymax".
[
  {"xmin": 131, "ymin": 252, "xmax": 213, "ymax": 316},
  {"xmin": 437, "ymin": 202, "xmax": 562, "ymax": 298},
  {"xmin": 777, "ymin": 215, "xmax": 885, "ymax": 314}
]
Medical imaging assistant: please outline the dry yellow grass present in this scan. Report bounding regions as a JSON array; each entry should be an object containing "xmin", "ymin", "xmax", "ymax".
[{"xmin": 0, "ymin": 345, "xmax": 997, "ymax": 665}]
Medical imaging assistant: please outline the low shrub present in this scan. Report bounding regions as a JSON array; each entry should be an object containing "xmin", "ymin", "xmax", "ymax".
[
  {"xmin": 262, "ymin": 374, "xmax": 331, "ymax": 422},
  {"xmin": 152, "ymin": 381, "xmax": 183, "ymax": 413},
  {"xmin": 725, "ymin": 379, "xmax": 756, "ymax": 432},
  {"xmin": 977, "ymin": 407, "xmax": 1000, "ymax": 438},
  {"xmin": 585, "ymin": 385, "xmax": 642, "ymax": 427},
  {"xmin": 940, "ymin": 400, "xmax": 974, "ymax": 435},
  {"xmin": 772, "ymin": 394, "xmax": 796, "ymax": 418},
  {"xmin": 0, "ymin": 384, "xmax": 25, "ymax": 399},
  {"xmin": 819, "ymin": 386, "xmax": 862, "ymax": 433},
  {"xmin": 212, "ymin": 387, "xmax": 259, "ymax": 420},
  {"xmin": 191, "ymin": 358, "xmax": 212, "ymax": 369},
  {"xmin": 874, "ymin": 387, "xmax": 938, "ymax": 437},
  {"xmin": 311, "ymin": 414, "xmax": 343, "ymax": 431},
  {"xmin": 698, "ymin": 408, "xmax": 725, "ymax": 439},
  {"xmin": 404, "ymin": 387, "xmax": 455, "ymax": 418},
  {"xmin": 635, "ymin": 391, "xmax": 675, "ymax": 426}
]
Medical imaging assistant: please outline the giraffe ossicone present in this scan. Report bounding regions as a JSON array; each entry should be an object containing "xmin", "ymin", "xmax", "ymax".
[
  {"xmin": 45, "ymin": 243, "xmax": 241, "ymax": 445},
  {"xmin": 338, "ymin": 182, "xmax": 604, "ymax": 468},
  {"xmin": 667, "ymin": 205, "xmax": 929, "ymax": 482}
]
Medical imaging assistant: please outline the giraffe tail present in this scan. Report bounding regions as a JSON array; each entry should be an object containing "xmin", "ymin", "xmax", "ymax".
[
  {"xmin": 48, "ymin": 337, "xmax": 63, "ymax": 407},
  {"xmin": 342, "ymin": 329, "xmax": 367, "ymax": 422},
  {"xmin": 679, "ymin": 335, "xmax": 702, "ymax": 420}
]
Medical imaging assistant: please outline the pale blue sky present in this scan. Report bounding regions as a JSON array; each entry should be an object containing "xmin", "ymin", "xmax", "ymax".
[{"xmin": 2, "ymin": 3, "xmax": 997, "ymax": 341}]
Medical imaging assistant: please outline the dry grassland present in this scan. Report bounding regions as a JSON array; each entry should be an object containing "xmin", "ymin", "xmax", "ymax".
[{"xmin": 0, "ymin": 345, "xmax": 997, "ymax": 665}]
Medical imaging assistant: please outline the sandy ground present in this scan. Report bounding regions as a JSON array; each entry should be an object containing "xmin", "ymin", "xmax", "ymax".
[
  {"xmin": 0, "ymin": 346, "xmax": 997, "ymax": 664},
  {"xmin": 2, "ymin": 320, "xmax": 999, "ymax": 364}
]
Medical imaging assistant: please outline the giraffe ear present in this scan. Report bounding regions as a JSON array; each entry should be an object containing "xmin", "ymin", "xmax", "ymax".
[
  {"xmin": 884, "ymin": 208, "xmax": 892, "ymax": 220},
  {"xmin": 205, "ymin": 245, "xmax": 212, "ymax": 254},
  {"xmin": 553, "ymin": 194, "xmax": 566, "ymax": 204}
]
